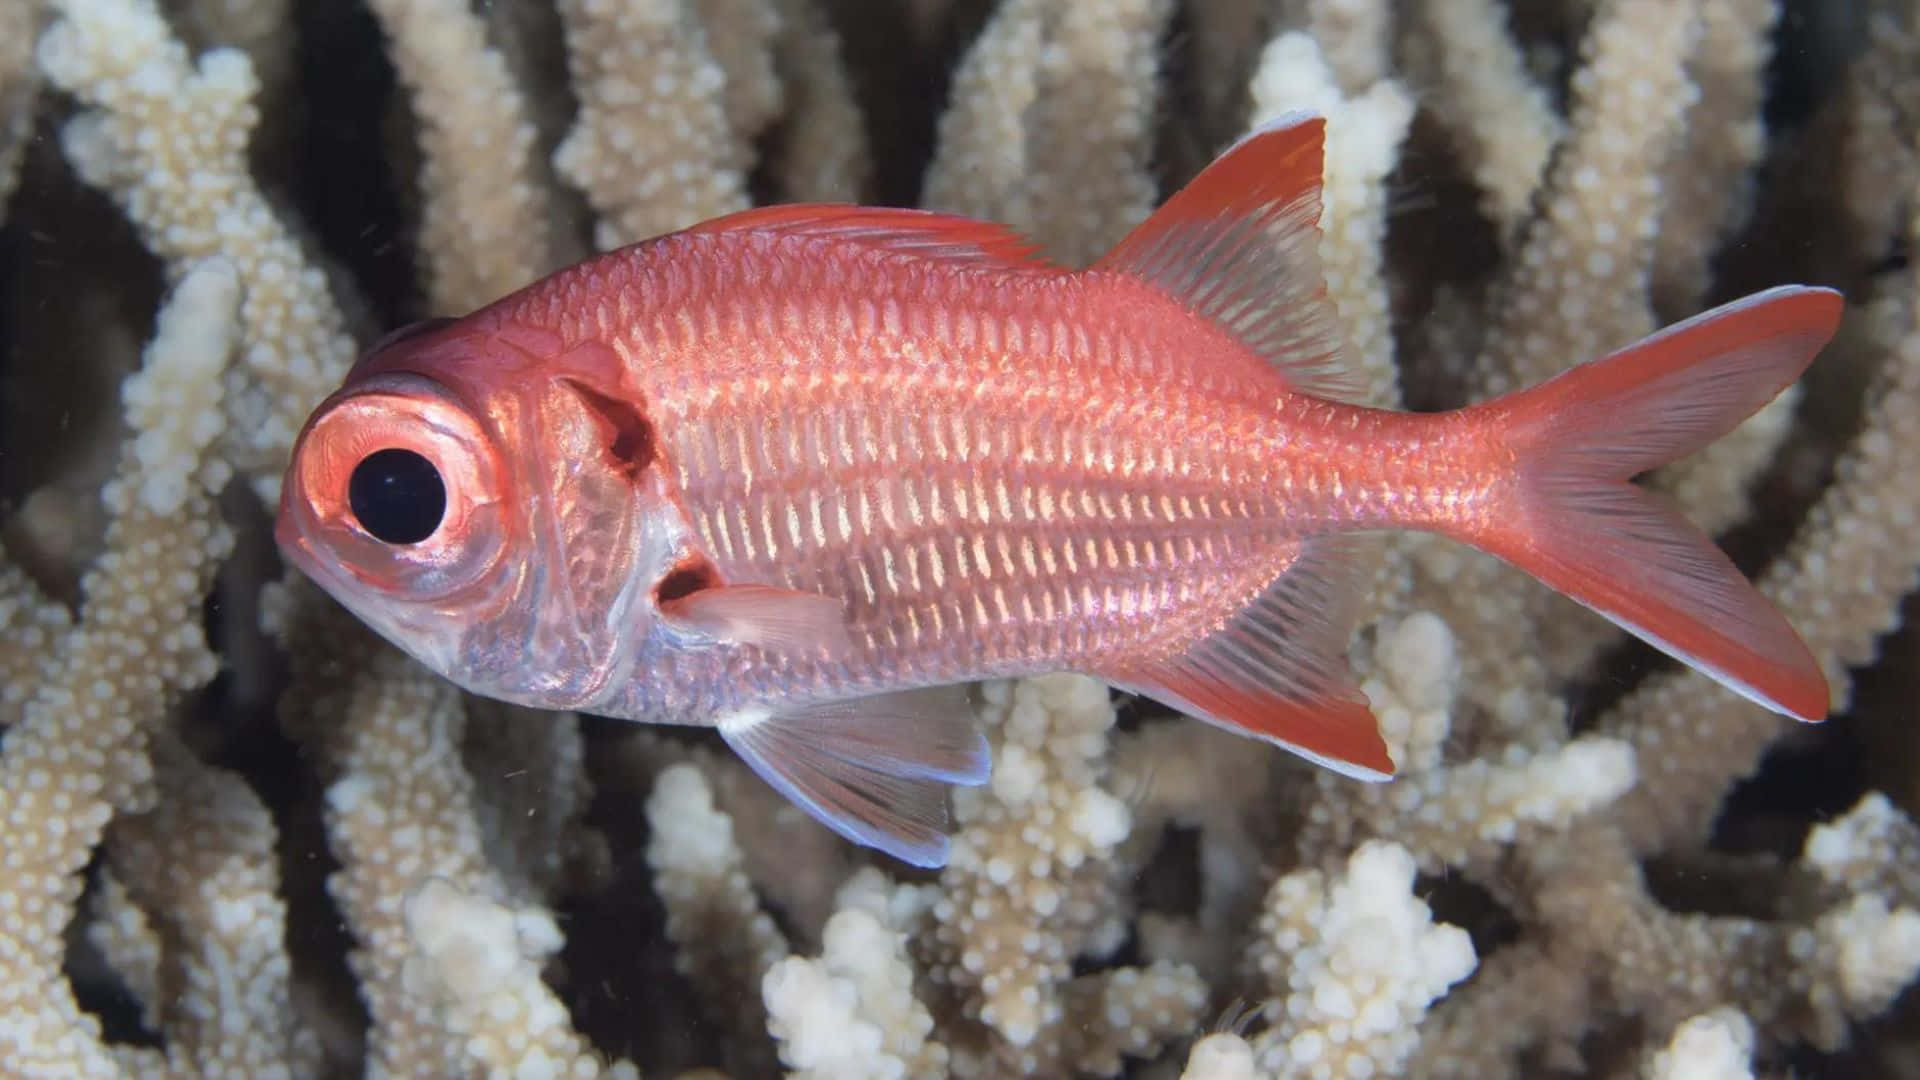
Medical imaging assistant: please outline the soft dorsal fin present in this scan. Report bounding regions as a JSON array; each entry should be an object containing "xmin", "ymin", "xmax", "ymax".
[
  {"xmin": 1094, "ymin": 112, "xmax": 1359, "ymax": 403},
  {"xmin": 681, "ymin": 204, "xmax": 1058, "ymax": 268},
  {"xmin": 1102, "ymin": 535, "xmax": 1394, "ymax": 780}
]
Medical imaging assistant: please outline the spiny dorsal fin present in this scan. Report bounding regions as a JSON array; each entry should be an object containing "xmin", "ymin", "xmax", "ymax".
[
  {"xmin": 1094, "ymin": 112, "xmax": 1360, "ymax": 403},
  {"xmin": 1103, "ymin": 534, "xmax": 1393, "ymax": 780},
  {"xmin": 682, "ymin": 204, "xmax": 1058, "ymax": 268}
]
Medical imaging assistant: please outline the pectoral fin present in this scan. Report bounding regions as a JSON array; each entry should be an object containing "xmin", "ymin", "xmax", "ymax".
[
  {"xmin": 715, "ymin": 686, "xmax": 991, "ymax": 867},
  {"xmin": 658, "ymin": 583, "xmax": 854, "ymax": 655}
]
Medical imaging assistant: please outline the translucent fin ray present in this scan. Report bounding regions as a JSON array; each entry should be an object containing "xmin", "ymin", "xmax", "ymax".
[
  {"xmin": 1105, "ymin": 536, "xmax": 1393, "ymax": 779},
  {"xmin": 716, "ymin": 686, "xmax": 989, "ymax": 867}
]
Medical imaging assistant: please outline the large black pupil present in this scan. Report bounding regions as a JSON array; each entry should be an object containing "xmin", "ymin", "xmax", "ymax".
[{"xmin": 348, "ymin": 448, "xmax": 446, "ymax": 545}]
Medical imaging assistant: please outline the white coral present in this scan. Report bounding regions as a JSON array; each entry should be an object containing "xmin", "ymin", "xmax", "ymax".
[
  {"xmin": 765, "ymin": 904, "xmax": 948, "ymax": 1079},
  {"xmin": 1643, "ymin": 1009, "xmax": 1755, "ymax": 1080},
  {"xmin": 1250, "ymin": 841, "xmax": 1477, "ymax": 1077}
]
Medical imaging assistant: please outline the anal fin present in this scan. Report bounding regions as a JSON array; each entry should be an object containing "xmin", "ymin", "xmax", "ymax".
[
  {"xmin": 716, "ymin": 685, "xmax": 990, "ymax": 868},
  {"xmin": 1105, "ymin": 536, "xmax": 1394, "ymax": 780}
]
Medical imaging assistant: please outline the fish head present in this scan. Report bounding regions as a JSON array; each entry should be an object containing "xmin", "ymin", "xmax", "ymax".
[{"xmin": 277, "ymin": 317, "xmax": 674, "ymax": 711}]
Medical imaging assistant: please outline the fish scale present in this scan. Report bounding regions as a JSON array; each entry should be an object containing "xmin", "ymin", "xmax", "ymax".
[
  {"xmin": 658, "ymin": 376, "xmax": 1291, "ymax": 700},
  {"xmin": 702, "ymin": 409, "xmax": 1273, "ymax": 608},
  {"xmin": 645, "ymin": 281, "xmax": 1295, "ymax": 648},
  {"xmin": 278, "ymin": 113, "xmax": 1839, "ymax": 866}
]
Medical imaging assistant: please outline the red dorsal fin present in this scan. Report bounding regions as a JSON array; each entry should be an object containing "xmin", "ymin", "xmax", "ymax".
[
  {"xmin": 1094, "ymin": 112, "xmax": 1359, "ymax": 403},
  {"xmin": 680, "ymin": 204, "xmax": 1058, "ymax": 268},
  {"xmin": 1103, "ymin": 535, "xmax": 1394, "ymax": 780}
]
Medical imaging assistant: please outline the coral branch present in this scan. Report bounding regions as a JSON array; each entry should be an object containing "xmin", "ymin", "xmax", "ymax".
[
  {"xmin": 3, "ymin": 1, "xmax": 1916, "ymax": 1073},
  {"xmin": 104, "ymin": 734, "xmax": 323, "ymax": 1075},
  {"xmin": 0, "ymin": 259, "xmax": 237, "ymax": 1074},
  {"xmin": 553, "ymin": 0, "xmax": 756, "ymax": 249},
  {"xmin": 38, "ymin": 0, "xmax": 354, "ymax": 499},
  {"xmin": 0, "ymin": 0, "xmax": 38, "ymax": 217},
  {"xmin": 1406, "ymin": 0, "xmax": 1562, "ymax": 239},
  {"xmin": 367, "ymin": 0, "xmax": 563, "ymax": 314},
  {"xmin": 922, "ymin": 0, "xmax": 1171, "ymax": 265}
]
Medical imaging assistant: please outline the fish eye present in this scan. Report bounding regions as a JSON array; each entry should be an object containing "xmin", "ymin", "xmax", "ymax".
[
  {"xmin": 348, "ymin": 447, "xmax": 446, "ymax": 545},
  {"xmin": 284, "ymin": 372, "xmax": 509, "ymax": 602}
]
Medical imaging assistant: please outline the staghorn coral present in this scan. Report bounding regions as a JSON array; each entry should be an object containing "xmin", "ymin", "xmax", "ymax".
[
  {"xmin": 763, "ymin": 868, "xmax": 949, "ymax": 1078},
  {"xmin": 95, "ymin": 732, "xmax": 324, "ymax": 1077},
  {"xmin": 34, "ymin": 0, "xmax": 354, "ymax": 502},
  {"xmin": 920, "ymin": 675, "xmax": 1208, "ymax": 1075},
  {"xmin": 0, "ymin": 0, "xmax": 38, "ymax": 216},
  {"xmin": 920, "ymin": 0, "xmax": 1171, "ymax": 267},
  {"xmin": 366, "ymin": 0, "xmax": 566, "ymax": 314},
  {"xmin": 0, "ymin": 0, "xmax": 1918, "ymax": 1077},
  {"xmin": 0, "ymin": 258, "xmax": 247, "ymax": 1074},
  {"xmin": 1241, "ymin": 841, "xmax": 1477, "ymax": 1077},
  {"xmin": 1401, "ymin": 0, "xmax": 1562, "ymax": 241},
  {"xmin": 552, "ymin": 0, "xmax": 760, "ymax": 251},
  {"xmin": 1640, "ymin": 1009, "xmax": 1757, "ymax": 1080}
]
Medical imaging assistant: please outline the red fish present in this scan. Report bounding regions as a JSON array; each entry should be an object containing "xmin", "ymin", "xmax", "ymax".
[{"xmin": 276, "ymin": 114, "xmax": 1838, "ymax": 867}]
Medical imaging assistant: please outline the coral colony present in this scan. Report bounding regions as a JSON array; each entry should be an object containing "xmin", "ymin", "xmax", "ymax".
[{"xmin": 1, "ymin": 1, "xmax": 1918, "ymax": 1077}]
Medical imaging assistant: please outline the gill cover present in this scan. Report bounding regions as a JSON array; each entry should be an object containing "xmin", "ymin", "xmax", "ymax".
[{"xmin": 527, "ymin": 376, "xmax": 671, "ymax": 653}]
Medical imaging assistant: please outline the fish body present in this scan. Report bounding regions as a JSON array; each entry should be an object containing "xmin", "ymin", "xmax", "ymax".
[{"xmin": 277, "ymin": 114, "xmax": 1840, "ymax": 866}]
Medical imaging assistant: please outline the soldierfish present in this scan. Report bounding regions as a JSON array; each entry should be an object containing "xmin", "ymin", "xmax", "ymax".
[{"xmin": 276, "ymin": 114, "xmax": 1840, "ymax": 867}]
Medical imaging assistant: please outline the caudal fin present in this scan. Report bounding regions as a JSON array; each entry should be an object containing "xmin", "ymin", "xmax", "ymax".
[{"xmin": 1468, "ymin": 286, "xmax": 1842, "ymax": 720}]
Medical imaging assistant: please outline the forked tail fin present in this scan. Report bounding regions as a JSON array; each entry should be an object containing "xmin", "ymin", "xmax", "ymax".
[{"xmin": 1465, "ymin": 286, "xmax": 1842, "ymax": 720}]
